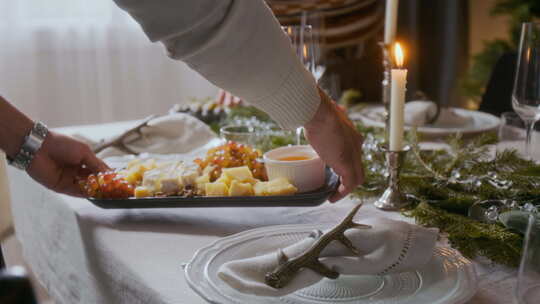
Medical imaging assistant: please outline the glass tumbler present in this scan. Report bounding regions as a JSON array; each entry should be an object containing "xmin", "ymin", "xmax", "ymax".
[
  {"xmin": 219, "ymin": 125, "xmax": 262, "ymax": 147},
  {"xmin": 516, "ymin": 213, "xmax": 540, "ymax": 304}
]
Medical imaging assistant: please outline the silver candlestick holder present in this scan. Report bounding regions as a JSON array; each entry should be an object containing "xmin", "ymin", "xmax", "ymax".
[
  {"xmin": 374, "ymin": 145, "xmax": 411, "ymax": 211},
  {"xmin": 379, "ymin": 42, "xmax": 393, "ymax": 142}
]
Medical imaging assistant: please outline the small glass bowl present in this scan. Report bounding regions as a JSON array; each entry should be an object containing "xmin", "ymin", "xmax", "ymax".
[
  {"xmin": 220, "ymin": 125, "xmax": 295, "ymax": 152},
  {"xmin": 219, "ymin": 125, "xmax": 263, "ymax": 146}
]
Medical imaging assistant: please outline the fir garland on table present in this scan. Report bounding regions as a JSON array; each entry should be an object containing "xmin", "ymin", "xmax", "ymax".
[
  {"xmin": 405, "ymin": 202, "xmax": 523, "ymax": 267},
  {"xmin": 354, "ymin": 127, "xmax": 540, "ymax": 267}
]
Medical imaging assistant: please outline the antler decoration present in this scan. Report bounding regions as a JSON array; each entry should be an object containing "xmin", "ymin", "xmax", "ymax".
[
  {"xmin": 265, "ymin": 202, "xmax": 371, "ymax": 289},
  {"xmin": 93, "ymin": 115, "xmax": 157, "ymax": 155}
]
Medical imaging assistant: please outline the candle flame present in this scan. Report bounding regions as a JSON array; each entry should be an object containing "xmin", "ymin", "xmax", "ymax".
[{"xmin": 394, "ymin": 42, "xmax": 404, "ymax": 68}]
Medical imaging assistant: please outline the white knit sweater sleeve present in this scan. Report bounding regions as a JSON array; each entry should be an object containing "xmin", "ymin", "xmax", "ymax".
[{"xmin": 113, "ymin": 0, "xmax": 320, "ymax": 130}]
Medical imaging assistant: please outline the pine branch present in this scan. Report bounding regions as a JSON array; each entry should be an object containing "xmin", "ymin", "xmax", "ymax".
[{"xmin": 404, "ymin": 202, "xmax": 523, "ymax": 267}]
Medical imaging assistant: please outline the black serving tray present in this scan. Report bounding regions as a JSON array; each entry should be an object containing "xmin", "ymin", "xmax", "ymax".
[{"xmin": 87, "ymin": 169, "xmax": 339, "ymax": 209}]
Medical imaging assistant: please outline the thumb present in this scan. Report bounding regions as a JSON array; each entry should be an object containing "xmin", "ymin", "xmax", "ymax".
[{"xmin": 81, "ymin": 150, "xmax": 109, "ymax": 173}]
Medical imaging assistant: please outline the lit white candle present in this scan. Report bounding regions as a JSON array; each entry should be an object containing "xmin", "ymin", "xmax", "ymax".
[
  {"xmin": 384, "ymin": 0, "xmax": 399, "ymax": 45},
  {"xmin": 389, "ymin": 43, "xmax": 407, "ymax": 151}
]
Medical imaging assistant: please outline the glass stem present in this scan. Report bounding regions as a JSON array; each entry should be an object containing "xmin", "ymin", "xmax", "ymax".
[
  {"xmin": 525, "ymin": 120, "xmax": 535, "ymax": 159},
  {"xmin": 296, "ymin": 127, "xmax": 303, "ymax": 145}
]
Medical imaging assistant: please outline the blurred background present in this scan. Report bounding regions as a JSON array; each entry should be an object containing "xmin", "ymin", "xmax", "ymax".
[{"xmin": 1, "ymin": 0, "xmax": 538, "ymax": 127}]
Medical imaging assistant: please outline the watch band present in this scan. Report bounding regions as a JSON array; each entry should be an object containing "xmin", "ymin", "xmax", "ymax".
[{"xmin": 7, "ymin": 122, "xmax": 49, "ymax": 170}]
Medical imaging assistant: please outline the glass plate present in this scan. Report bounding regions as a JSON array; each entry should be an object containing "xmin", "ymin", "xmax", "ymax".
[
  {"xmin": 185, "ymin": 224, "xmax": 477, "ymax": 304},
  {"xmin": 351, "ymin": 106, "xmax": 500, "ymax": 138}
]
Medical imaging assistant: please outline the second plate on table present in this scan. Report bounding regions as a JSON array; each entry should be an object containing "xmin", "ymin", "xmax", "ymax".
[
  {"xmin": 351, "ymin": 105, "xmax": 500, "ymax": 139},
  {"xmin": 185, "ymin": 223, "xmax": 478, "ymax": 304},
  {"xmin": 86, "ymin": 169, "xmax": 339, "ymax": 209}
]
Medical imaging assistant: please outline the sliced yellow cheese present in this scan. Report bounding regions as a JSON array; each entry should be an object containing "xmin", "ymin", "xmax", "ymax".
[
  {"xmin": 222, "ymin": 166, "xmax": 255, "ymax": 183},
  {"xmin": 266, "ymin": 178, "xmax": 297, "ymax": 196},
  {"xmin": 228, "ymin": 180, "xmax": 254, "ymax": 196},
  {"xmin": 205, "ymin": 182, "xmax": 228, "ymax": 196}
]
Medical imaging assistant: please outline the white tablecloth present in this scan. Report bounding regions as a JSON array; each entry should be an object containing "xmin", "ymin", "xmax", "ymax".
[{"xmin": 7, "ymin": 121, "xmax": 537, "ymax": 304}]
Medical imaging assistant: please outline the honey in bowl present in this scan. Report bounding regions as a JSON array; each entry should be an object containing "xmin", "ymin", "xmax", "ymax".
[{"xmin": 277, "ymin": 155, "xmax": 313, "ymax": 161}]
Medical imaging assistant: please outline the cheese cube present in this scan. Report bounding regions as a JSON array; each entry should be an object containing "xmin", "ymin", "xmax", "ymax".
[
  {"xmin": 205, "ymin": 182, "xmax": 229, "ymax": 196},
  {"xmin": 134, "ymin": 186, "xmax": 153, "ymax": 198},
  {"xmin": 126, "ymin": 159, "xmax": 141, "ymax": 170},
  {"xmin": 160, "ymin": 177, "xmax": 181, "ymax": 195},
  {"xmin": 228, "ymin": 180, "xmax": 254, "ymax": 196},
  {"xmin": 216, "ymin": 175, "xmax": 232, "ymax": 187},
  {"xmin": 124, "ymin": 167, "xmax": 143, "ymax": 185},
  {"xmin": 222, "ymin": 166, "xmax": 255, "ymax": 183},
  {"xmin": 180, "ymin": 164, "xmax": 200, "ymax": 186},
  {"xmin": 254, "ymin": 181, "xmax": 269, "ymax": 196},
  {"xmin": 202, "ymin": 165, "xmax": 216, "ymax": 176},
  {"xmin": 142, "ymin": 169, "xmax": 163, "ymax": 192},
  {"xmin": 141, "ymin": 159, "xmax": 157, "ymax": 171},
  {"xmin": 195, "ymin": 174, "xmax": 210, "ymax": 195},
  {"xmin": 266, "ymin": 178, "xmax": 297, "ymax": 196},
  {"xmin": 123, "ymin": 159, "xmax": 158, "ymax": 185}
]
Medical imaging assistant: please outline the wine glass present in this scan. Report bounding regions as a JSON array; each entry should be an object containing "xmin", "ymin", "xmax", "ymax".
[
  {"xmin": 516, "ymin": 213, "xmax": 540, "ymax": 304},
  {"xmin": 283, "ymin": 21, "xmax": 324, "ymax": 145},
  {"xmin": 302, "ymin": 10, "xmax": 326, "ymax": 82},
  {"xmin": 512, "ymin": 23, "xmax": 540, "ymax": 159},
  {"xmin": 282, "ymin": 24, "xmax": 313, "ymax": 145},
  {"xmin": 498, "ymin": 111, "xmax": 526, "ymax": 141}
]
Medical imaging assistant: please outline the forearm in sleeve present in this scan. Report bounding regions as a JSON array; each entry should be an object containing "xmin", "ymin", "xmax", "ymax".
[{"xmin": 112, "ymin": 0, "xmax": 320, "ymax": 130}]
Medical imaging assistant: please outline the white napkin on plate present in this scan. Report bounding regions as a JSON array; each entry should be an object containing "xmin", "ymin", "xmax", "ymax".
[
  {"xmin": 217, "ymin": 218, "xmax": 438, "ymax": 296},
  {"xmin": 404, "ymin": 100, "xmax": 473, "ymax": 128},
  {"xmin": 404, "ymin": 100, "xmax": 438, "ymax": 127},
  {"xmin": 75, "ymin": 113, "xmax": 217, "ymax": 158}
]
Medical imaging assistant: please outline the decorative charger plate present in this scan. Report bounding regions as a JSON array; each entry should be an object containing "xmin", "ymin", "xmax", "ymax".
[
  {"xmin": 351, "ymin": 106, "xmax": 500, "ymax": 138},
  {"xmin": 185, "ymin": 223, "xmax": 478, "ymax": 304}
]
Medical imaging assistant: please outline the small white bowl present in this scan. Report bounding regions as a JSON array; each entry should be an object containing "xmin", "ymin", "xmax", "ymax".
[{"xmin": 263, "ymin": 145, "xmax": 325, "ymax": 193}]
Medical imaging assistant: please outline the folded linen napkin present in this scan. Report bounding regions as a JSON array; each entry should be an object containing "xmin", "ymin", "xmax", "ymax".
[
  {"xmin": 404, "ymin": 100, "xmax": 473, "ymax": 128},
  {"xmin": 217, "ymin": 217, "xmax": 438, "ymax": 296},
  {"xmin": 75, "ymin": 113, "xmax": 217, "ymax": 158}
]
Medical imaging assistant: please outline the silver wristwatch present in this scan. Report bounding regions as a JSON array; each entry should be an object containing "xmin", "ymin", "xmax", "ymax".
[{"xmin": 7, "ymin": 122, "xmax": 49, "ymax": 170}]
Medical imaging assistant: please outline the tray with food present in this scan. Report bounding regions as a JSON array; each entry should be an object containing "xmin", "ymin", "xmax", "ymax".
[{"xmin": 81, "ymin": 141, "xmax": 339, "ymax": 208}]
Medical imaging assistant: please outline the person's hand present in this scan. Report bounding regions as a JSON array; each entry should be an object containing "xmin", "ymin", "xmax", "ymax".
[
  {"xmin": 304, "ymin": 88, "xmax": 364, "ymax": 202},
  {"xmin": 26, "ymin": 131, "xmax": 109, "ymax": 197}
]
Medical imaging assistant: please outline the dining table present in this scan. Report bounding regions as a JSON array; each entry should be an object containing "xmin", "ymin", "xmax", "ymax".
[{"xmin": 6, "ymin": 119, "xmax": 539, "ymax": 304}]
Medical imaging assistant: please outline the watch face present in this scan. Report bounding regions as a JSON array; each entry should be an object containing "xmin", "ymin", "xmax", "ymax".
[{"xmin": 34, "ymin": 122, "xmax": 49, "ymax": 139}]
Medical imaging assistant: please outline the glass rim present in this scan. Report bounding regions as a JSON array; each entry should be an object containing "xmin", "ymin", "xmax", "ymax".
[
  {"xmin": 521, "ymin": 22, "xmax": 540, "ymax": 27},
  {"xmin": 219, "ymin": 125, "xmax": 266, "ymax": 136},
  {"xmin": 500, "ymin": 111, "xmax": 522, "ymax": 118}
]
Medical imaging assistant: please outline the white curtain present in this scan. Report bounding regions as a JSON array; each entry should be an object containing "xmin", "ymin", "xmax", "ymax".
[{"xmin": 0, "ymin": 0, "xmax": 218, "ymax": 127}]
